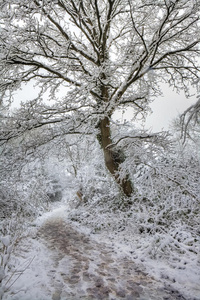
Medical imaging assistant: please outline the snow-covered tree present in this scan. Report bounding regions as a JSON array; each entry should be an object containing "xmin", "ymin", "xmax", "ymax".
[
  {"xmin": 0, "ymin": 0, "xmax": 200, "ymax": 196},
  {"xmin": 180, "ymin": 93, "xmax": 200, "ymax": 142}
]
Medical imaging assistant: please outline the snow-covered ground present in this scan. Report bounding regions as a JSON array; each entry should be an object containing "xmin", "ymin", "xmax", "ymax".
[
  {"xmin": 1, "ymin": 202, "xmax": 200, "ymax": 300},
  {"xmin": 69, "ymin": 207, "xmax": 200, "ymax": 300},
  {"xmin": 92, "ymin": 226, "xmax": 200, "ymax": 300}
]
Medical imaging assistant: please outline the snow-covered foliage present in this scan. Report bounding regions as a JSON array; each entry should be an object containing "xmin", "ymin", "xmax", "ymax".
[
  {"xmin": 0, "ymin": 234, "xmax": 12, "ymax": 300},
  {"xmin": 0, "ymin": 0, "xmax": 199, "ymax": 297},
  {"xmin": 0, "ymin": 130, "xmax": 67, "ymax": 298},
  {"xmin": 180, "ymin": 93, "xmax": 200, "ymax": 142},
  {"xmin": 68, "ymin": 137, "xmax": 200, "ymax": 298},
  {"xmin": 0, "ymin": 221, "xmax": 19, "ymax": 300},
  {"xmin": 0, "ymin": 149, "xmax": 50, "ymax": 219},
  {"xmin": 0, "ymin": 0, "xmax": 199, "ymax": 195},
  {"xmin": 0, "ymin": 115, "xmax": 200, "ymax": 298}
]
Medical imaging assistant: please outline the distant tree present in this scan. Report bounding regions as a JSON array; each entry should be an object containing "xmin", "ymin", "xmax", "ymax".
[
  {"xmin": 180, "ymin": 94, "xmax": 200, "ymax": 142},
  {"xmin": 0, "ymin": 0, "xmax": 199, "ymax": 196}
]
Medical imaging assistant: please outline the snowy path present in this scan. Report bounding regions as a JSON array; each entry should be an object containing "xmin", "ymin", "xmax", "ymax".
[
  {"xmin": 5, "ymin": 206, "xmax": 189, "ymax": 300},
  {"xmin": 37, "ymin": 216, "xmax": 186, "ymax": 300}
]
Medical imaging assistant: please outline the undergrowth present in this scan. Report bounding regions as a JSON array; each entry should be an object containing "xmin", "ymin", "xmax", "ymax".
[{"xmin": 68, "ymin": 188, "xmax": 200, "ymax": 268}]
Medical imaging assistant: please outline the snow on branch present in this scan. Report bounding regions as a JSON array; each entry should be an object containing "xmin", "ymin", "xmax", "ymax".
[
  {"xmin": 180, "ymin": 95, "xmax": 200, "ymax": 142},
  {"xmin": 108, "ymin": 131, "xmax": 171, "ymax": 149}
]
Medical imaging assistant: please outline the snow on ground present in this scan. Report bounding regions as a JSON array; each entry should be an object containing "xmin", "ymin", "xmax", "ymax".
[
  {"xmin": 2, "ymin": 204, "xmax": 68, "ymax": 300},
  {"xmin": 67, "ymin": 204, "xmax": 200, "ymax": 300},
  {"xmin": 93, "ymin": 231, "xmax": 200, "ymax": 300},
  {"xmin": 2, "ymin": 202, "xmax": 200, "ymax": 300}
]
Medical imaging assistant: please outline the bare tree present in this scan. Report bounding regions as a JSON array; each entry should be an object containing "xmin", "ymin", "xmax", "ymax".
[{"xmin": 0, "ymin": 0, "xmax": 199, "ymax": 196}]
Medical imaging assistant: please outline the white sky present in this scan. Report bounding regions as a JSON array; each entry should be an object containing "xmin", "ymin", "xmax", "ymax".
[
  {"xmin": 145, "ymin": 87, "xmax": 197, "ymax": 132},
  {"xmin": 12, "ymin": 83, "xmax": 197, "ymax": 133},
  {"xmin": 118, "ymin": 84, "xmax": 197, "ymax": 132}
]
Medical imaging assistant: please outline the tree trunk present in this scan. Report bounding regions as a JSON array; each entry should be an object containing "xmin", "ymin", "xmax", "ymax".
[{"xmin": 97, "ymin": 116, "xmax": 133, "ymax": 197}]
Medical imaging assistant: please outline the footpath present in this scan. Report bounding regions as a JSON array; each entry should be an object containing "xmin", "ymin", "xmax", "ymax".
[{"xmin": 36, "ymin": 215, "xmax": 186, "ymax": 300}]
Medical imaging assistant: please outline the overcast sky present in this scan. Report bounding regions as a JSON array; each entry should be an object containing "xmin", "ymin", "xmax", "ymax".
[
  {"xmin": 145, "ymin": 86, "xmax": 197, "ymax": 132},
  {"xmin": 117, "ymin": 84, "xmax": 197, "ymax": 132},
  {"xmin": 12, "ymin": 82, "xmax": 197, "ymax": 133}
]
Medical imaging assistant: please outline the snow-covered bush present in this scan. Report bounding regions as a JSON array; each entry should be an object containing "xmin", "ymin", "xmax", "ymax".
[
  {"xmin": 0, "ymin": 234, "xmax": 13, "ymax": 300},
  {"xmin": 0, "ymin": 128, "xmax": 68, "ymax": 220},
  {"xmin": 0, "ymin": 140, "xmax": 66, "ymax": 299},
  {"xmin": 0, "ymin": 216, "xmax": 22, "ymax": 300},
  {"xmin": 0, "ymin": 163, "xmax": 50, "ymax": 220},
  {"xmin": 68, "ymin": 135, "xmax": 200, "ymax": 271}
]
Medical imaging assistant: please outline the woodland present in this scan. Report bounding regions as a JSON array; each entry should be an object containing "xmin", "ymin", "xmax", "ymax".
[{"xmin": 0, "ymin": 0, "xmax": 200, "ymax": 298}]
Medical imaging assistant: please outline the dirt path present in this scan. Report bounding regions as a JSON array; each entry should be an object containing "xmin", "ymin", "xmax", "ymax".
[{"xmin": 38, "ymin": 216, "xmax": 186, "ymax": 300}]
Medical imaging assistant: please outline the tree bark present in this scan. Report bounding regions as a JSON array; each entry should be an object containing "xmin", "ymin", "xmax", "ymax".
[{"xmin": 97, "ymin": 116, "xmax": 133, "ymax": 197}]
